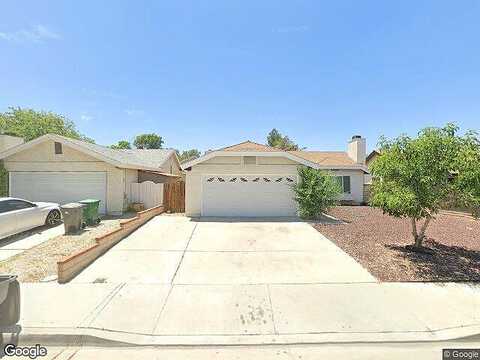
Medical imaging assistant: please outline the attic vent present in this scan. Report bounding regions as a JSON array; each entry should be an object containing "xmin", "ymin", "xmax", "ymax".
[
  {"xmin": 54, "ymin": 142, "xmax": 63, "ymax": 155},
  {"xmin": 244, "ymin": 156, "xmax": 256, "ymax": 165}
]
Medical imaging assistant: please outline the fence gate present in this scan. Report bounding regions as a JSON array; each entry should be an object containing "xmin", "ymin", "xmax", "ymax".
[
  {"xmin": 128, "ymin": 181, "xmax": 164, "ymax": 209},
  {"xmin": 163, "ymin": 181, "xmax": 185, "ymax": 213}
]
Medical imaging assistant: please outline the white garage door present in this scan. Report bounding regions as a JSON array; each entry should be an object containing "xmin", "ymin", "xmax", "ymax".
[
  {"xmin": 11, "ymin": 172, "xmax": 107, "ymax": 213},
  {"xmin": 202, "ymin": 175, "xmax": 297, "ymax": 217}
]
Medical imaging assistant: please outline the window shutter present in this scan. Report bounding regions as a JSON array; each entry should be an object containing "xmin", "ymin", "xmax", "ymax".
[{"xmin": 343, "ymin": 176, "xmax": 351, "ymax": 193}]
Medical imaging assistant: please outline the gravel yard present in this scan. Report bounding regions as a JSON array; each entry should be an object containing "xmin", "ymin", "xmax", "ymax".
[
  {"xmin": 313, "ymin": 206, "xmax": 480, "ymax": 282},
  {"xmin": 0, "ymin": 214, "xmax": 136, "ymax": 282}
]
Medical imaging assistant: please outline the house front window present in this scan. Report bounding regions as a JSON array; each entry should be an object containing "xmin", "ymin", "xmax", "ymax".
[{"xmin": 335, "ymin": 176, "xmax": 351, "ymax": 194}]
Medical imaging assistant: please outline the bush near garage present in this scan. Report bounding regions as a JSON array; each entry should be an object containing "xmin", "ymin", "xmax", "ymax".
[
  {"xmin": 0, "ymin": 161, "xmax": 7, "ymax": 197},
  {"xmin": 293, "ymin": 166, "xmax": 341, "ymax": 219}
]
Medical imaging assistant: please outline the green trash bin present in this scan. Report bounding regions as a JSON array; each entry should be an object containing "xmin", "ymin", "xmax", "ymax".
[{"xmin": 79, "ymin": 199, "xmax": 101, "ymax": 226}]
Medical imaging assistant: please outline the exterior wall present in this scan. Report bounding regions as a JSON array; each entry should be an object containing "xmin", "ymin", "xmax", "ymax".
[
  {"xmin": 329, "ymin": 169, "xmax": 365, "ymax": 204},
  {"xmin": 185, "ymin": 157, "xmax": 300, "ymax": 216},
  {"xmin": 0, "ymin": 135, "xmax": 24, "ymax": 153},
  {"xmin": 160, "ymin": 155, "xmax": 183, "ymax": 175},
  {"xmin": 202, "ymin": 156, "xmax": 242, "ymax": 165},
  {"xmin": 3, "ymin": 141, "xmax": 125, "ymax": 215},
  {"xmin": 257, "ymin": 157, "xmax": 299, "ymax": 165}
]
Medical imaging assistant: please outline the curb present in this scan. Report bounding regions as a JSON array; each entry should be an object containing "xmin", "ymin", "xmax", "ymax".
[{"xmin": 10, "ymin": 325, "xmax": 480, "ymax": 347}]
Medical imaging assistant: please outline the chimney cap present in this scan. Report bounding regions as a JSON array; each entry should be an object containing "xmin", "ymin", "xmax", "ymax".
[{"xmin": 351, "ymin": 135, "xmax": 362, "ymax": 140}]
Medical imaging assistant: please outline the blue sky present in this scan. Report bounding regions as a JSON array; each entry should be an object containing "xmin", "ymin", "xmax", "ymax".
[{"xmin": 1, "ymin": 1, "xmax": 479, "ymax": 152}]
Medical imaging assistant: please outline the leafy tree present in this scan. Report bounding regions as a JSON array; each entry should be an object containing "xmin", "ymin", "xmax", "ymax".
[
  {"xmin": 292, "ymin": 167, "xmax": 341, "ymax": 219},
  {"xmin": 266, "ymin": 128, "xmax": 301, "ymax": 151},
  {"xmin": 370, "ymin": 123, "xmax": 480, "ymax": 250},
  {"xmin": 0, "ymin": 107, "xmax": 93, "ymax": 142},
  {"xmin": 133, "ymin": 133, "xmax": 163, "ymax": 149},
  {"xmin": 110, "ymin": 140, "xmax": 132, "ymax": 149},
  {"xmin": 176, "ymin": 149, "xmax": 201, "ymax": 163}
]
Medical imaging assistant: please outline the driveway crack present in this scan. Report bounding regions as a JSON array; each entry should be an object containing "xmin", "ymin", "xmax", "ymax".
[
  {"xmin": 170, "ymin": 223, "xmax": 197, "ymax": 284},
  {"xmin": 266, "ymin": 284, "xmax": 279, "ymax": 335},
  {"xmin": 151, "ymin": 223, "xmax": 198, "ymax": 334}
]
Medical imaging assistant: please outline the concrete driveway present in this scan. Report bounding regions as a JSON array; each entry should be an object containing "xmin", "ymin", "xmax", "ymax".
[
  {"xmin": 73, "ymin": 215, "xmax": 374, "ymax": 284},
  {"xmin": 23, "ymin": 216, "xmax": 480, "ymax": 344}
]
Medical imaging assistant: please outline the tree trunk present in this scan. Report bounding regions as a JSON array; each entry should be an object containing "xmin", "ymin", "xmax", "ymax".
[
  {"xmin": 411, "ymin": 218, "xmax": 418, "ymax": 244},
  {"xmin": 411, "ymin": 216, "xmax": 432, "ymax": 249}
]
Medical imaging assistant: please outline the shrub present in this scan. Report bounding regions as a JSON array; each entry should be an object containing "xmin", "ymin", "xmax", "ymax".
[
  {"xmin": 0, "ymin": 161, "xmax": 7, "ymax": 197},
  {"xmin": 292, "ymin": 167, "xmax": 341, "ymax": 219}
]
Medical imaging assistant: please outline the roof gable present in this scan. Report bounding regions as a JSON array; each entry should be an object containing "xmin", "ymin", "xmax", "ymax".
[{"xmin": 221, "ymin": 141, "xmax": 280, "ymax": 152}]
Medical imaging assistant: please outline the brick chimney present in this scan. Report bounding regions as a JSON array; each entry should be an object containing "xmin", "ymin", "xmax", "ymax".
[
  {"xmin": 0, "ymin": 134, "xmax": 24, "ymax": 153},
  {"xmin": 347, "ymin": 135, "xmax": 366, "ymax": 164}
]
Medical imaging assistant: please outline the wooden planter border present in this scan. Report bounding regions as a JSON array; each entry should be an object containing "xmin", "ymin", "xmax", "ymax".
[{"xmin": 57, "ymin": 205, "xmax": 164, "ymax": 283}]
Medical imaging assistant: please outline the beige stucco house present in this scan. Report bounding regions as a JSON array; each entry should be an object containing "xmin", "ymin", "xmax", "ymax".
[
  {"xmin": 0, "ymin": 134, "xmax": 182, "ymax": 214},
  {"xmin": 182, "ymin": 136, "xmax": 369, "ymax": 217}
]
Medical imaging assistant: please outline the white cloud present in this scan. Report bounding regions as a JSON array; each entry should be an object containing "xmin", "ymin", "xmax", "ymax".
[
  {"xmin": 272, "ymin": 25, "xmax": 309, "ymax": 34},
  {"xmin": 0, "ymin": 25, "xmax": 61, "ymax": 43},
  {"xmin": 125, "ymin": 109, "xmax": 145, "ymax": 116}
]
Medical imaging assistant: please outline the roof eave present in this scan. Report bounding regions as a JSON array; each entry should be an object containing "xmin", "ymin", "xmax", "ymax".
[{"xmin": 181, "ymin": 150, "xmax": 370, "ymax": 172}]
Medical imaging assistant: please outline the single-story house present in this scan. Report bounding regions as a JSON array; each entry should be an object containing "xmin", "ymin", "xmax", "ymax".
[
  {"xmin": 0, "ymin": 134, "xmax": 182, "ymax": 214},
  {"xmin": 182, "ymin": 135, "xmax": 369, "ymax": 217}
]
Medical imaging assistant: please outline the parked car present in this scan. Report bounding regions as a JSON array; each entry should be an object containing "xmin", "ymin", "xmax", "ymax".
[{"xmin": 0, "ymin": 197, "xmax": 62, "ymax": 240}]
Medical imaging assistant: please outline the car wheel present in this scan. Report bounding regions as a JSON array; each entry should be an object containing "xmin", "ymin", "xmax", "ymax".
[{"xmin": 45, "ymin": 210, "xmax": 61, "ymax": 226}]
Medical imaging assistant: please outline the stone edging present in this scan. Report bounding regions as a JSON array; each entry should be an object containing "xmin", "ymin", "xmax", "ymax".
[{"xmin": 57, "ymin": 205, "xmax": 164, "ymax": 283}]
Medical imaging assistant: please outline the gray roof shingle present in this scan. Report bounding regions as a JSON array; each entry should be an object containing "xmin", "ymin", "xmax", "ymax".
[{"xmin": 58, "ymin": 135, "xmax": 175, "ymax": 169}]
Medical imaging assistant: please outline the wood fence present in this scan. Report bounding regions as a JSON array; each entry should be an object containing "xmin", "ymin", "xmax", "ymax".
[
  {"xmin": 128, "ymin": 181, "xmax": 164, "ymax": 209},
  {"xmin": 164, "ymin": 181, "xmax": 185, "ymax": 213}
]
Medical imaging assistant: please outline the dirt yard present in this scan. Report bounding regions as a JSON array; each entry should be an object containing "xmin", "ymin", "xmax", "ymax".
[
  {"xmin": 0, "ymin": 214, "xmax": 136, "ymax": 282},
  {"xmin": 313, "ymin": 206, "xmax": 480, "ymax": 282}
]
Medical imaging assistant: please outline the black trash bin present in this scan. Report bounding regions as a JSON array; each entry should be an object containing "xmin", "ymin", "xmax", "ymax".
[{"xmin": 0, "ymin": 275, "xmax": 20, "ymax": 327}]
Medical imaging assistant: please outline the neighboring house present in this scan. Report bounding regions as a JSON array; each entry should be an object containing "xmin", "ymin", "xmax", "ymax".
[
  {"xmin": 182, "ymin": 136, "xmax": 369, "ymax": 217},
  {"xmin": 0, "ymin": 134, "xmax": 182, "ymax": 215},
  {"xmin": 364, "ymin": 149, "xmax": 380, "ymax": 184}
]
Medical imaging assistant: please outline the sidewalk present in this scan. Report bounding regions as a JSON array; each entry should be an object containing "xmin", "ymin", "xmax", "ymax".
[
  {"xmin": 20, "ymin": 341, "xmax": 480, "ymax": 360},
  {"xmin": 15, "ymin": 281, "xmax": 480, "ymax": 346}
]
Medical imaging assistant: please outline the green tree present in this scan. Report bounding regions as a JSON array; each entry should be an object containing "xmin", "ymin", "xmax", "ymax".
[
  {"xmin": 370, "ymin": 123, "xmax": 480, "ymax": 250},
  {"xmin": 110, "ymin": 140, "xmax": 132, "ymax": 149},
  {"xmin": 0, "ymin": 107, "xmax": 93, "ymax": 142},
  {"xmin": 176, "ymin": 149, "xmax": 201, "ymax": 163},
  {"xmin": 266, "ymin": 128, "xmax": 301, "ymax": 151},
  {"xmin": 133, "ymin": 133, "xmax": 163, "ymax": 149},
  {"xmin": 292, "ymin": 167, "xmax": 341, "ymax": 219}
]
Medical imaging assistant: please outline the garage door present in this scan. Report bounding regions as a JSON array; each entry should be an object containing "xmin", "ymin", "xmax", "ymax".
[
  {"xmin": 10, "ymin": 172, "xmax": 107, "ymax": 213},
  {"xmin": 202, "ymin": 175, "xmax": 297, "ymax": 217}
]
